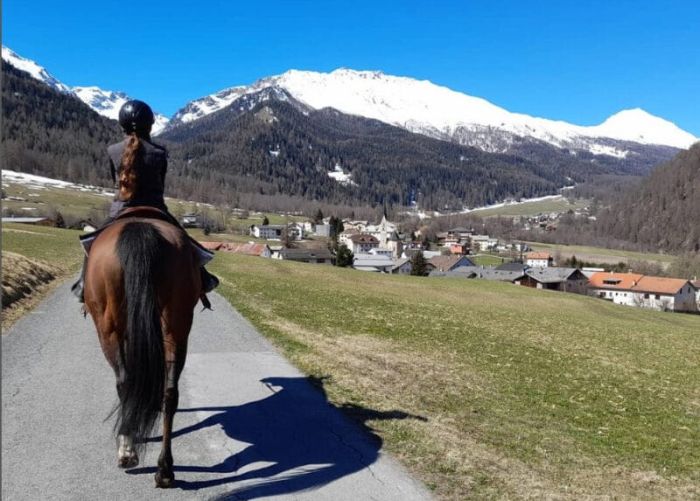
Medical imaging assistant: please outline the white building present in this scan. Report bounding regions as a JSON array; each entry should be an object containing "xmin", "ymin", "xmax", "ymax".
[
  {"xmin": 345, "ymin": 234, "xmax": 380, "ymax": 255},
  {"xmin": 525, "ymin": 252, "xmax": 553, "ymax": 268},
  {"xmin": 588, "ymin": 272, "xmax": 698, "ymax": 312},
  {"xmin": 251, "ymin": 224, "xmax": 304, "ymax": 241}
]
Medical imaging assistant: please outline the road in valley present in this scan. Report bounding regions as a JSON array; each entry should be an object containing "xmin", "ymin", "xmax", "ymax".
[{"xmin": 2, "ymin": 282, "xmax": 431, "ymax": 500}]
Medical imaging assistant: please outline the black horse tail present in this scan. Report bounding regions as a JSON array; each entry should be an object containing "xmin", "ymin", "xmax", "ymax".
[{"xmin": 115, "ymin": 221, "xmax": 166, "ymax": 445}]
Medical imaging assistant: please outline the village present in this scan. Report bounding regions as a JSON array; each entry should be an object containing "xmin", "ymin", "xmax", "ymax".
[{"xmin": 193, "ymin": 212, "xmax": 700, "ymax": 315}]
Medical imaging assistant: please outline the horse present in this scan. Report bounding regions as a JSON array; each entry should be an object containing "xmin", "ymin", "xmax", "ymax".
[{"xmin": 83, "ymin": 209, "xmax": 203, "ymax": 488}]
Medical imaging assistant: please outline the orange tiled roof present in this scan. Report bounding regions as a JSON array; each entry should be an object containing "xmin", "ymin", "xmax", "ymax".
[
  {"xmin": 632, "ymin": 276, "xmax": 691, "ymax": 295},
  {"xmin": 526, "ymin": 252, "xmax": 552, "ymax": 260},
  {"xmin": 588, "ymin": 272, "xmax": 644, "ymax": 290},
  {"xmin": 589, "ymin": 272, "xmax": 690, "ymax": 295}
]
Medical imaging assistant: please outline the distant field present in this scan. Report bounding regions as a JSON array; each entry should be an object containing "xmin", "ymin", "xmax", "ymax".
[
  {"xmin": 2, "ymin": 181, "xmax": 113, "ymax": 221},
  {"xmin": 2, "ymin": 179, "xmax": 307, "ymax": 232},
  {"xmin": 471, "ymin": 197, "xmax": 589, "ymax": 218},
  {"xmin": 526, "ymin": 241, "xmax": 676, "ymax": 265},
  {"xmin": 470, "ymin": 254, "xmax": 509, "ymax": 266},
  {"xmin": 211, "ymin": 254, "xmax": 700, "ymax": 500}
]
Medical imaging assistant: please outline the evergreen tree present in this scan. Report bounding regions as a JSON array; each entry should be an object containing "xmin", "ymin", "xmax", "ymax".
[
  {"xmin": 335, "ymin": 244, "xmax": 354, "ymax": 267},
  {"xmin": 313, "ymin": 208, "xmax": 324, "ymax": 225},
  {"xmin": 410, "ymin": 251, "xmax": 428, "ymax": 276}
]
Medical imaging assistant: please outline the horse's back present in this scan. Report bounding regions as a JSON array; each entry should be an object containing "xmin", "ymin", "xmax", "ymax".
[{"xmin": 84, "ymin": 218, "xmax": 200, "ymax": 329}]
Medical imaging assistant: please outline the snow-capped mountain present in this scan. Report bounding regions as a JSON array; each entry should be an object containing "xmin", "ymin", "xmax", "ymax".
[
  {"xmin": 168, "ymin": 68, "xmax": 698, "ymax": 154},
  {"xmin": 72, "ymin": 86, "xmax": 169, "ymax": 134},
  {"xmin": 2, "ymin": 46, "xmax": 168, "ymax": 135}
]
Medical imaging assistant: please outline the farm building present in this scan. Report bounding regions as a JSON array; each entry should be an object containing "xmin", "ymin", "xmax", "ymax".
[
  {"xmin": 588, "ymin": 272, "xmax": 698, "ymax": 312},
  {"xmin": 353, "ymin": 254, "xmax": 394, "ymax": 273},
  {"xmin": 520, "ymin": 267, "xmax": 589, "ymax": 294},
  {"xmin": 430, "ymin": 266, "xmax": 526, "ymax": 283},
  {"xmin": 391, "ymin": 257, "xmax": 413, "ymax": 275},
  {"xmin": 279, "ymin": 248, "xmax": 333, "ymax": 264},
  {"xmin": 428, "ymin": 255, "xmax": 475, "ymax": 273}
]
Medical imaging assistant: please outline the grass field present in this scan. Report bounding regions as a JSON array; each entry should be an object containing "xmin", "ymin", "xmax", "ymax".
[
  {"xmin": 527, "ymin": 241, "xmax": 676, "ymax": 266},
  {"xmin": 470, "ymin": 254, "xmax": 510, "ymax": 267},
  {"xmin": 470, "ymin": 197, "xmax": 589, "ymax": 218},
  {"xmin": 211, "ymin": 254, "xmax": 700, "ymax": 500}
]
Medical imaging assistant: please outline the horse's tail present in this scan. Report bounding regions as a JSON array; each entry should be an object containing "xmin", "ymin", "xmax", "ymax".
[{"xmin": 115, "ymin": 221, "xmax": 166, "ymax": 445}]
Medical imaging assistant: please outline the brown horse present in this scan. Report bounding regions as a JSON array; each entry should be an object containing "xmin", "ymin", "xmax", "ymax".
[{"xmin": 84, "ymin": 212, "xmax": 202, "ymax": 488}]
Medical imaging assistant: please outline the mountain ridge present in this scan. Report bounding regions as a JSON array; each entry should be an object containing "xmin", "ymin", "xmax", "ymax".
[
  {"xmin": 166, "ymin": 68, "xmax": 698, "ymax": 153},
  {"xmin": 1, "ymin": 46, "xmax": 169, "ymax": 134}
]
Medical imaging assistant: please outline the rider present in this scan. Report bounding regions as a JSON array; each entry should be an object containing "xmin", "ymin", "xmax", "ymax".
[{"xmin": 71, "ymin": 99, "xmax": 219, "ymax": 301}]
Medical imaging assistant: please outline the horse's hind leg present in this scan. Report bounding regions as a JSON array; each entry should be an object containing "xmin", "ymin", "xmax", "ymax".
[
  {"xmin": 115, "ymin": 358, "xmax": 139, "ymax": 468},
  {"xmin": 155, "ymin": 343, "xmax": 185, "ymax": 488}
]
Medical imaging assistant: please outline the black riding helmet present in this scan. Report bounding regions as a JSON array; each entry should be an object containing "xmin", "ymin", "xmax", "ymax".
[{"xmin": 118, "ymin": 100, "xmax": 155, "ymax": 135}]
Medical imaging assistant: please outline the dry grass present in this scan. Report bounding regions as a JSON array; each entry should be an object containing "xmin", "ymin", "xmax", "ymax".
[{"xmin": 1, "ymin": 251, "xmax": 62, "ymax": 330}]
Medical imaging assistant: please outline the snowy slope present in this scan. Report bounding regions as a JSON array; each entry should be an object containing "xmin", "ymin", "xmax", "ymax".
[
  {"xmin": 1, "ymin": 46, "xmax": 71, "ymax": 93},
  {"xmin": 2, "ymin": 46, "xmax": 169, "ymax": 135},
  {"xmin": 169, "ymin": 68, "xmax": 698, "ymax": 152}
]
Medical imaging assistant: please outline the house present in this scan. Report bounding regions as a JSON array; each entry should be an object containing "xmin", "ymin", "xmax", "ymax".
[
  {"xmin": 346, "ymin": 234, "xmax": 380, "ymax": 255},
  {"xmin": 251, "ymin": 224, "xmax": 285, "ymax": 240},
  {"xmin": 428, "ymin": 255, "xmax": 476, "ymax": 273},
  {"xmin": 353, "ymin": 254, "xmax": 394, "ymax": 273},
  {"xmin": 588, "ymin": 272, "xmax": 698, "ymax": 312},
  {"xmin": 470, "ymin": 234, "xmax": 499, "ymax": 251},
  {"xmin": 447, "ymin": 227, "xmax": 474, "ymax": 240},
  {"xmin": 525, "ymin": 252, "xmax": 553, "ymax": 268},
  {"xmin": 391, "ymin": 257, "xmax": 413, "ymax": 275},
  {"xmin": 448, "ymin": 242, "xmax": 469, "ymax": 255},
  {"xmin": 693, "ymin": 281, "xmax": 700, "ymax": 307},
  {"xmin": 279, "ymin": 247, "xmax": 333, "ymax": 264},
  {"xmin": 520, "ymin": 267, "xmax": 589, "ymax": 294}
]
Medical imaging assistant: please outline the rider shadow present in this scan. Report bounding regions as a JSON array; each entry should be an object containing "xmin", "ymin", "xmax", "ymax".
[{"xmin": 127, "ymin": 375, "xmax": 426, "ymax": 499}]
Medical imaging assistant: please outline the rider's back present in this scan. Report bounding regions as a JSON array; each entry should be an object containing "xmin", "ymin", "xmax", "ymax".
[{"xmin": 108, "ymin": 138, "xmax": 167, "ymax": 210}]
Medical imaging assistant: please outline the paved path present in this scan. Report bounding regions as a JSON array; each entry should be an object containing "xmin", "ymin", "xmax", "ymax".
[{"xmin": 2, "ymin": 282, "xmax": 431, "ymax": 500}]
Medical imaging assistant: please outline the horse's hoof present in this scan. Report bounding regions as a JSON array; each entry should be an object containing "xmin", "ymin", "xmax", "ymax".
[
  {"xmin": 118, "ymin": 454, "xmax": 139, "ymax": 468},
  {"xmin": 155, "ymin": 472, "xmax": 175, "ymax": 488}
]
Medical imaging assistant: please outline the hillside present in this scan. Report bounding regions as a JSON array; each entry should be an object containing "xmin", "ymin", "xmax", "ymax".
[
  {"xmin": 1, "ymin": 63, "xmax": 121, "ymax": 186},
  {"xmin": 161, "ymin": 91, "xmax": 656, "ymax": 210},
  {"xmin": 596, "ymin": 143, "xmax": 700, "ymax": 252}
]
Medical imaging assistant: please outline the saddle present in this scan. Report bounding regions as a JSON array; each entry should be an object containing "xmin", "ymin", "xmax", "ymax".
[{"xmin": 79, "ymin": 206, "xmax": 214, "ymax": 267}]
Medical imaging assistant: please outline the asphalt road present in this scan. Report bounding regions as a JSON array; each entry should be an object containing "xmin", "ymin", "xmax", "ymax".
[{"xmin": 2, "ymin": 282, "xmax": 431, "ymax": 501}]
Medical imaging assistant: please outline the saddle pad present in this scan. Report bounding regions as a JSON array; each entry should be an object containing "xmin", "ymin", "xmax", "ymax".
[{"xmin": 79, "ymin": 228, "xmax": 215, "ymax": 267}]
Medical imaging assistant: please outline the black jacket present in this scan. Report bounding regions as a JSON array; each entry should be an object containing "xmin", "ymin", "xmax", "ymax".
[{"xmin": 108, "ymin": 138, "xmax": 168, "ymax": 209}]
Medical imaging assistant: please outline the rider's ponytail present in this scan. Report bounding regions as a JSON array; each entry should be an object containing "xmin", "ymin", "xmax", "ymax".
[{"xmin": 119, "ymin": 133, "xmax": 142, "ymax": 201}]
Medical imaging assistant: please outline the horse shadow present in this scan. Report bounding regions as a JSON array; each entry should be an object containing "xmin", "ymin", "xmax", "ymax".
[{"xmin": 127, "ymin": 375, "xmax": 426, "ymax": 499}]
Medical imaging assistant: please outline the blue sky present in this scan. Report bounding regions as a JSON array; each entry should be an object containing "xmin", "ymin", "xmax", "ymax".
[{"xmin": 4, "ymin": 0, "xmax": 699, "ymax": 135}]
